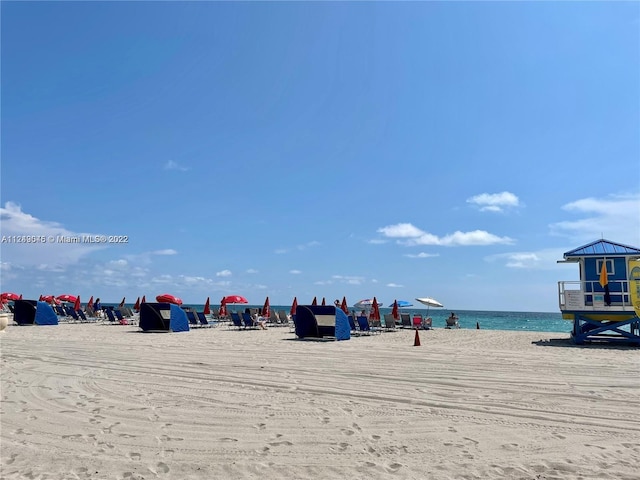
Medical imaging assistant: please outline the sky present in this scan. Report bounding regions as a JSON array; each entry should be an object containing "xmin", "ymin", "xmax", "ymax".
[{"xmin": 1, "ymin": 1, "xmax": 639, "ymax": 313}]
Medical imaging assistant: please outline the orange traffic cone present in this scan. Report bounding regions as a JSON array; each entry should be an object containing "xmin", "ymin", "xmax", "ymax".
[{"xmin": 414, "ymin": 328, "xmax": 421, "ymax": 346}]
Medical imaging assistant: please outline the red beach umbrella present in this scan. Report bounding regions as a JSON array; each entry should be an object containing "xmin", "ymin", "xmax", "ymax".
[
  {"xmin": 1, "ymin": 292, "xmax": 21, "ymax": 302},
  {"xmin": 321, "ymin": 297, "xmax": 326, "ymax": 306},
  {"xmin": 369, "ymin": 296, "xmax": 381, "ymax": 321},
  {"xmin": 41, "ymin": 295, "xmax": 60, "ymax": 305},
  {"xmin": 222, "ymin": 295, "xmax": 248, "ymax": 305},
  {"xmin": 391, "ymin": 300, "xmax": 399, "ymax": 320},
  {"xmin": 290, "ymin": 297, "xmax": 298, "ymax": 317},
  {"xmin": 118, "ymin": 297, "xmax": 126, "ymax": 308},
  {"xmin": 56, "ymin": 294, "xmax": 77, "ymax": 303},
  {"xmin": 156, "ymin": 294, "xmax": 183, "ymax": 305},
  {"xmin": 141, "ymin": 295, "xmax": 146, "ymax": 303},
  {"xmin": 262, "ymin": 296, "xmax": 270, "ymax": 319},
  {"xmin": 87, "ymin": 296, "xmax": 94, "ymax": 310},
  {"xmin": 219, "ymin": 297, "xmax": 228, "ymax": 316},
  {"xmin": 73, "ymin": 295, "xmax": 81, "ymax": 311},
  {"xmin": 133, "ymin": 297, "xmax": 140, "ymax": 312},
  {"xmin": 203, "ymin": 297, "xmax": 211, "ymax": 315},
  {"xmin": 19, "ymin": 294, "xmax": 22, "ymax": 299},
  {"xmin": 311, "ymin": 296, "xmax": 317, "ymax": 306},
  {"xmin": 341, "ymin": 296, "xmax": 349, "ymax": 314},
  {"xmin": 38, "ymin": 295, "xmax": 44, "ymax": 301}
]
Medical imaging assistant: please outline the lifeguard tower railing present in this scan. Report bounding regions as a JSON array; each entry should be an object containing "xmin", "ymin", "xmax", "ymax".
[{"xmin": 558, "ymin": 280, "xmax": 634, "ymax": 313}]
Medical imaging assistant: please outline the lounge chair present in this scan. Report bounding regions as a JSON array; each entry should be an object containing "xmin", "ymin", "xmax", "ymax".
[
  {"xmin": 64, "ymin": 306, "xmax": 81, "ymax": 322},
  {"xmin": 186, "ymin": 311, "xmax": 199, "ymax": 327},
  {"xmin": 445, "ymin": 315, "xmax": 460, "ymax": 329},
  {"xmin": 268, "ymin": 309, "xmax": 280, "ymax": 325},
  {"xmin": 241, "ymin": 312, "xmax": 261, "ymax": 329},
  {"xmin": 196, "ymin": 312, "xmax": 212, "ymax": 327},
  {"xmin": 412, "ymin": 315, "xmax": 423, "ymax": 329},
  {"xmin": 423, "ymin": 317, "xmax": 433, "ymax": 330},
  {"xmin": 383, "ymin": 313, "xmax": 397, "ymax": 331},
  {"xmin": 356, "ymin": 316, "xmax": 372, "ymax": 335},
  {"xmin": 369, "ymin": 316, "xmax": 383, "ymax": 334},
  {"xmin": 229, "ymin": 312, "xmax": 244, "ymax": 330},
  {"xmin": 400, "ymin": 313, "xmax": 412, "ymax": 328}
]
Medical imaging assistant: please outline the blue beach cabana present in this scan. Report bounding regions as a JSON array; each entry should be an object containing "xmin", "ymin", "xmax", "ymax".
[
  {"xmin": 294, "ymin": 305, "xmax": 350, "ymax": 340},
  {"xmin": 139, "ymin": 303, "xmax": 189, "ymax": 332},
  {"xmin": 557, "ymin": 239, "xmax": 640, "ymax": 345},
  {"xmin": 13, "ymin": 300, "xmax": 58, "ymax": 326}
]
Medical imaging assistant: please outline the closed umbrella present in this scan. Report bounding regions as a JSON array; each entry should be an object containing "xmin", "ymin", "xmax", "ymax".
[
  {"xmin": 369, "ymin": 296, "xmax": 381, "ymax": 321},
  {"xmin": 118, "ymin": 297, "xmax": 126, "ymax": 308},
  {"xmin": 219, "ymin": 297, "xmax": 228, "ymax": 316},
  {"xmin": 290, "ymin": 297, "xmax": 298, "ymax": 317},
  {"xmin": 87, "ymin": 296, "xmax": 94, "ymax": 310},
  {"xmin": 311, "ymin": 296, "xmax": 317, "ymax": 306},
  {"xmin": 73, "ymin": 295, "xmax": 81, "ymax": 311},
  {"xmin": 133, "ymin": 297, "xmax": 140, "ymax": 312},
  {"xmin": 391, "ymin": 300, "xmax": 399, "ymax": 320},
  {"xmin": 321, "ymin": 297, "xmax": 326, "ymax": 306},
  {"xmin": 340, "ymin": 296, "xmax": 349, "ymax": 314},
  {"xmin": 262, "ymin": 296, "xmax": 270, "ymax": 319},
  {"xmin": 203, "ymin": 297, "xmax": 211, "ymax": 315}
]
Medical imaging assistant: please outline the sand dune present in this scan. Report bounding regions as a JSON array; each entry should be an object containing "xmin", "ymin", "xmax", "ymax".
[{"xmin": 1, "ymin": 323, "xmax": 639, "ymax": 479}]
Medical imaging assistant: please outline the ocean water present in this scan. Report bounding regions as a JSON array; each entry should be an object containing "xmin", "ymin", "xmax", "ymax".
[{"xmin": 107, "ymin": 303, "xmax": 570, "ymax": 333}]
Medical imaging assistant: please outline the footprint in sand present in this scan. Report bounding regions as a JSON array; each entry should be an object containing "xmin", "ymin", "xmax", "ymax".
[
  {"xmin": 341, "ymin": 428, "xmax": 355, "ymax": 436},
  {"xmin": 6, "ymin": 453, "xmax": 18, "ymax": 465}
]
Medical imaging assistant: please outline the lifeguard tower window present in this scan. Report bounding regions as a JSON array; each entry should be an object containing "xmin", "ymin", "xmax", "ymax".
[{"xmin": 596, "ymin": 259, "xmax": 614, "ymax": 275}]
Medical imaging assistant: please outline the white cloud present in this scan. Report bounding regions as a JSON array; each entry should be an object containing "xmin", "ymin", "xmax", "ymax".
[
  {"xmin": 377, "ymin": 222, "xmax": 514, "ymax": 246},
  {"xmin": 0, "ymin": 201, "xmax": 107, "ymax": 268},
  {"xmin": 152, "ymin": 249, "xmax": 177, "ymax": 256},
  {"xmin": 246, "ymin": 269, "xmax": 259, "ymax": 274},
  {"xmin": 404, "ymin": 252, "xmax": 440, "ymax": 258},
  {"xmin": 163, "ymin": 160, "xmax": 190, "ymax": 171},
  {"xmin": 550, "ymin": 192, "xmax": 640, "ymax": 245},
  {"xmin": 467, "ymin": 191, "xmax": 520, "ymax": 212},
  {"xmin": 289, "ymin": 269, "xmax": 302, "ymax": 274},
  {"xmin": 216, "ymin": 269, "xmax": 232, "ymax": 277},
  {"xmin": 332, "ymin": 275, "xmax": 365, "ymax": 285},
  {"xmin": 377, "ymin": 223, "xmax": 426, "ymax": 238},
  {"xmin": 485, "ymin": 248, "xmax": 568, "ymax": 270},
  {"xmin": 386, "ymin": 283, "xmax": 404, "ymax": 288}
]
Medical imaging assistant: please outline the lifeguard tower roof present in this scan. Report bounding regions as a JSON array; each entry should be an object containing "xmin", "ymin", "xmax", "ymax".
[{"xmin": 563, "ymin": 239, "xmax": 640, "ymax": 259}]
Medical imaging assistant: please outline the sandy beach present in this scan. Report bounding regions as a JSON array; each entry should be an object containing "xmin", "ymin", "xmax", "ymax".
[{"xmin": 1, "ymin": 322, "xmax": 639, "ymax": 480}]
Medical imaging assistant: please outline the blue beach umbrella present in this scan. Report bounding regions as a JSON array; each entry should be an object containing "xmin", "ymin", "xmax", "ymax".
[{"xmin": 388, "ymin": 300, "xmax": 413, "ymax": 308}]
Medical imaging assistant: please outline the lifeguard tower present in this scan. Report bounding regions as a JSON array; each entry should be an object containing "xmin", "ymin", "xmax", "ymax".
[{"xmin": 557, "ymin": 239, "xmax": 640, "ymax": 345}]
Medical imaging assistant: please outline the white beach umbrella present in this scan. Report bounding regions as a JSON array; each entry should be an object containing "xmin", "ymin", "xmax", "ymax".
[
  {"xmin": 416, "ymin": 297, "xmax": 444, "ymax": 316},
  {"xmin": 415, "ymin": 297, "xmax": 444, "ymax": 308}
]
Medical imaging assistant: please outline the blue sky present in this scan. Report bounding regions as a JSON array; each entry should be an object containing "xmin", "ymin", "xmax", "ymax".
[{"xmin": 1, "ymin": 2, "xmax": 639, "ymax": 312}]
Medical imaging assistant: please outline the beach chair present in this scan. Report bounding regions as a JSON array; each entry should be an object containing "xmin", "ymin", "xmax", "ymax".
[
  {"xmin": 113, "ymin": 309, "xmax": 131, "ymax": 325},
  {"xmin": 241, "ymin": 312, "xmax": 260, "ymax": 329},
  {"xmin": 356, "ymin": 316, "xmax": 372, "ymax": 335},
  {"xmin": 383, "ymin": 313, "xmax": 397, "ymax": 331},
  {"xmin": 104, "ymin": 308, "xmax": 118, "ymax": 323},
  {"xmin": 400, "ymin": 313, "xmax": 412, "ymax": 329},
  {"xmin": 412, "ymin": 315, "xmax": 423, "ymax": 329},
  {"xmin": 423, "ymin": 317, "xmax": 432, "ymax": 330},
  {"xmin": 369, "ymin": 317, "xmax": 383, "ymax": 334},
  {"xmin": 445, "ymin": 315, "xmax": 460, "ymax": 329},
  {"xmin": 347, "ymin": 315, "xmax": 360, "ymax": 336},
  {"xmin": 268, "ymin": 309, "xmax": 280, "ymax": 325},
  {"xmin": 64, "ymin": 306, "xmax": 81, "ymax": 322},
  {"xmin": 229, "ymin": 312, "xmax": 244, "ymax": 330},
  {"xmin": 196, "ymin": 312, "xmax": 212, "ymax": 327},
  {"xmin": 186, "ymin": 311, "xmax": 199, "ymax": 327}
]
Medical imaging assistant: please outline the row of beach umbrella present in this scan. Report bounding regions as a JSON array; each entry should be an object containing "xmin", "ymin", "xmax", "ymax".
[{"xmin": 3, "ymin": 291, "xmax": 444, "ymax": 321}]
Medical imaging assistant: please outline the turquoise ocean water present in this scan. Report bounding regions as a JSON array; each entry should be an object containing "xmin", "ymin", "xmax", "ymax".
[{"xmin": 106, "ymin": 303, "xmax": 570, "ymax": 333}]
